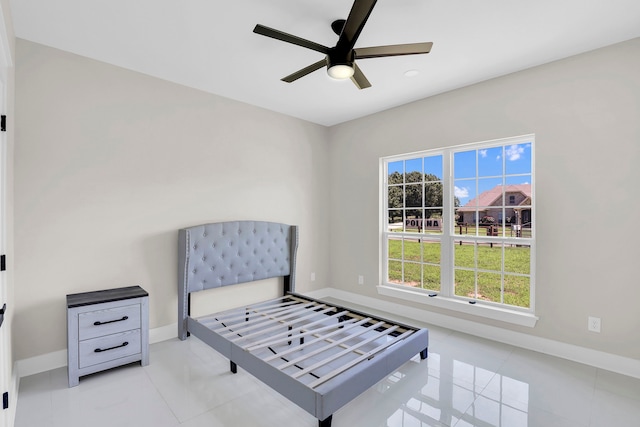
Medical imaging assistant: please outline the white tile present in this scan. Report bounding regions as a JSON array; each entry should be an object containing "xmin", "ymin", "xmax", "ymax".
[
  {"xmin": 434, "ymin": 332, "xmax": 515, "ymax": 377},
  {"xmin": 414, "ymin": 324, "xmax": 457, "ymax": 347},
  {"xmin": 180, "ymin": 386, "xmax": 315, "ymax": 427},
  {"xmin": 14, "ymin": 326, "xmax": 639, "ymax": 427},
  {"xmin": 524, "ymin": 406, "xmax": 588, "ymax": 427},
  {"xmin": 14, "ymin": 371, "xmax": 54, "ymax": 427},
  {"xmin": 47, "ymin": 365, "xmax": 179, "ymax": 427},
  {"xmin": 590, "ymin": 388, "xmax": 640, "ymax": 427},
  {"xmin": 454, "ymin": 394, "xmax": 588, "ymax": 427},
  {"xmin": 382, "ymin": 407, "xmax": 451, "ymax": 427},
  {"xmin": 332, "ymin": 365, "xmax": 446, "ymax": 426},
  {"xmin": 594, "ymin": 368, "xmax": 640, "ymax": 401},
  {"xmin": 476, "ymin": 372, "xmax": 531, "ymax": 412},
  {"xmin": 144, "ymin": 338, "xmax": 260, "ymax": 422},
  {"xmin": 333, "ymin": 358, "xmax": 479, "ymax": 427},
  {"xmin": 484, "ymin": 348, "xmax": 597, "ymax": 426}
]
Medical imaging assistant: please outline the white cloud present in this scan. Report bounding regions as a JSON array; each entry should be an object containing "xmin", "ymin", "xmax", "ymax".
[
  {"xmin": 506, "ymin": 144, "xmax": 525, "ymax": 161},
  {"xmin": 480, "ymin": 149, "xmax": 488, "ymax": 158},
  {"xmin": 455, "ymin": 186, "xmax": 469, "ymax": 199}
]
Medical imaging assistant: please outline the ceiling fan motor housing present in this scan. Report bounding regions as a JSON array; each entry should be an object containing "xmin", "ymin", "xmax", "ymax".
[
  {"xmin": 328, "ymin": 48, "xmax": 355, "ymax": 67},
  {"xmin": 327, "ymin": 48, "xmax": 355, "ymax": 78}
]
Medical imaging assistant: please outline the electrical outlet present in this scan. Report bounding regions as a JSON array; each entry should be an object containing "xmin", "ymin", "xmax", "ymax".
[
  {"xmin": 310, "ymin": 272, "xmax": 316, "ymax": 282},
  {"xmin": 358, "ymin": 275, "xmax": 364, "ymax": 285},
  {"xmin": 588, "ymin": 316, "xmax": 601, "ymax": 333}
]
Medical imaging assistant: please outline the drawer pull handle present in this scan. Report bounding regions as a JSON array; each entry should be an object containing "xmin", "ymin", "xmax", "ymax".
[
  {"xmin": 94, "ymin": 342, "xmax": 129, "ymax": 353},
  {"xmin": 94, "ymin": 316, "xmax": 128, "ymax": 326}
]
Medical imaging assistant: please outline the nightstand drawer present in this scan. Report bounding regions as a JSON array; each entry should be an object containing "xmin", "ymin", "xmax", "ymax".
[
  {"xmin": 79, "ymin": 329, "xmax": 141, "ymax": 369},
  {"xmin": 78, "ymin": 304, "xmax": 141, "ymax": 340},
  {"xmin": 67, "ymin": 286, "xmax": 149, "ymax": 387}
]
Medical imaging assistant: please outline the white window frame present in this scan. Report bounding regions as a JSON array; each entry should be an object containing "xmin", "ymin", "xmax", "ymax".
[{"xmin": 379, "ymin": 135, "xmax": 538, "ymax": 327}]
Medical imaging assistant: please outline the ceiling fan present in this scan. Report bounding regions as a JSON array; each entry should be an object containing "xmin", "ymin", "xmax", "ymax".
[{"xmin": 253, "ymin": 0, "xmax": 433, "ymax": 89}]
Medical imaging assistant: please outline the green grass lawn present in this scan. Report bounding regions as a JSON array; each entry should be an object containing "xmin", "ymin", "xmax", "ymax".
[{"xmin": 388, "ymin": 238, "xmax": 530, "ymax": 308}]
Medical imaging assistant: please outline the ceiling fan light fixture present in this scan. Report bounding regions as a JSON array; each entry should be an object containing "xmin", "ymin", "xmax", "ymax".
[
  {"xmin": 253, "ymin": 0, "xmax": 433, "ymax": 89},
  {"xmin": 327, "ymin": 64, "xmax": 355, "ymax": 80}
]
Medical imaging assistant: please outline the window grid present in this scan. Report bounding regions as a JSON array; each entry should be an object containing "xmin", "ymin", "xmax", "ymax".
[
  {"xmin": 386, "ymin": 153, "xmax": 444, "ymax": 293},
  {"xmin": 383, "ymin": 135, "xmax": 534, "ymax": 312}
]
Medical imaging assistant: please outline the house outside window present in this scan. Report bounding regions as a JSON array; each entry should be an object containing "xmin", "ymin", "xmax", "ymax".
[{"xmin": 382, "ymin": 135, "xmax": 535, "ymax": 313}]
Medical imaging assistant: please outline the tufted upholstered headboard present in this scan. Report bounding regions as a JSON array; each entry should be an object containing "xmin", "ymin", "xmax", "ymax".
[{"xmin": 178, "ymin": 220, "xmax": 298, "ymax": 339}]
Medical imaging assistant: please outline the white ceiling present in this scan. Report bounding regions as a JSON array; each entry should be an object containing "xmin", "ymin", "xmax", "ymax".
[{"xmin": 10, "ymin": 0, "xmax": 640, "ymax": 126}]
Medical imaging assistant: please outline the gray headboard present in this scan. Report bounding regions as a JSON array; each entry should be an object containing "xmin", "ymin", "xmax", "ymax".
[{"xmin": 178, "ymin": 220, "xmax": 298, "ymax": 338}]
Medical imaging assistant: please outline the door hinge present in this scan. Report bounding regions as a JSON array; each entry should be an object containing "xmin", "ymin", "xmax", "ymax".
[
  {"xmin": 0, "ymin": 115, "xmax": 5, "ymax": 132},
  {"xmin": 0, "ymin": 254, "xmax": 5, "ymax": 271},
  {"xmin": 2, "ymin": 392, "xmax": 7, "ymax": 410}
]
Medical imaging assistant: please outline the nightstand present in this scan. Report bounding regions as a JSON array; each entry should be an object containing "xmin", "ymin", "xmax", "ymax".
[{"xmin": 66, "ymin": 285, "xmax": 149, "ymax": 387}]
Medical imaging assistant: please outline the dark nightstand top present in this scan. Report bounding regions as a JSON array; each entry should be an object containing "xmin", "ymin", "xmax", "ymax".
[{"xmin": 66, "ymin": 285, "xmax": 148, "ymax": 308}]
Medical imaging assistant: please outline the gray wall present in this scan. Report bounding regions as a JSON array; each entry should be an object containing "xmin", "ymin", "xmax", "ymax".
[
  {"xmin": 328, "ymin": 38, "xmax": 640, "ymax": 359},
  {"xmin": 13, "ymin": 36, "xmax": 640, "ymax": 363},
  {"xmin": 14, "ymin": 39, "xmax": 330, "ymax": 360}
]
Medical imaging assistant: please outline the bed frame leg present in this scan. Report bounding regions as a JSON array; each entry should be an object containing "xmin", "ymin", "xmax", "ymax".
[
  {"xmin": 230, "ymin": 361, "xmax": 237, "ymax": 374},
  {"xmin": 420, "ymin": 348, "xmax": 428, "ymax": 359},
  {"xmin": 318, "ymin": 415, "xmax": 332, "ymax": 427},
  {"xmin": 187, "ymin": 294, "xmax": 192, "ymax": 337}
]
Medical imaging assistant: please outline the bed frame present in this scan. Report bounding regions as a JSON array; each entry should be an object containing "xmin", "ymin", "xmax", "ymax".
[{"xmin": 178, "ymin": 220, "xmax": 429, "ymax": 427}]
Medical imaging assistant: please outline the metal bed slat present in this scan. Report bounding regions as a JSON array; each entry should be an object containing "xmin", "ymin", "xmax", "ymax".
[
  {"xmin": 198, "ymin": 300, "xmax": 301, "ymax": 330},
  {"xmin": 213, "ymin": 299, "xmax": 316, "ymax": 326},
  {"xmin": 259, "ymin": 317, "xmax": 372, "ymax": 360},
  {"xmin": 209, "ymin": 300, "xmax": 302, "ymax": 328},
  {"xmin": 307, "ymin": 329, "xmax": 415, "ymax": 389},
  {"xmin": 210, "ymin": 296, "xmax": 290, "ymax": 319},
  {"xmin": 219, "ymin": 302, "xmax": 323, "ymax": 337},
  {"xmin": 230, "ymin": 306, "xmax": 338, "ymax": 343},
  {"xmin": 291, "ymin": 325, "xmax": 401, "ymax": 379},
  {"xmin": 276, "ymin": 320, "xmax": 387, "ymax": 369},
  {"xmin": 243, "ymin": 307, "xmax": 346, "ymax": 351},
  {"xmin": 209, "ymin": 293, "xmax": 319, "ymax": 323},
  {"xmin": 249, "ymin": 317, "xmax": 366, "ymax": 354},
  {"xmin": 304, "ymin": 306, "xmax": 406, "ymax": 333},
  {"xmin": 306, "ymin": 330, "xmax": 374, "ymax": 357}
]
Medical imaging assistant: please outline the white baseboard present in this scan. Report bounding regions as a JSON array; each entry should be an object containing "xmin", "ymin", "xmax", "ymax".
[
  {"xmin": 16, "ymin": 323, "xmax": 180, "ymax": 379},
  {"xmin": 16, "ymin": 349, "xmax": 67, "ymax": 379},
  {"xmin": 16, "ymin": 289, "xmax": 640, "ymax": 380},
  {"xmin": 149, "ymin": 322, "xmax": 178, "ymax": 344},
  {"xmin": 304, "ymin": 287, "xmax": 640, "ymax": 380}
]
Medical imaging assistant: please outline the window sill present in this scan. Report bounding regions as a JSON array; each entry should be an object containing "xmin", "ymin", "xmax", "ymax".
[{"xmin": 377, "ymin": 285, "xmax": 538, "ymax": 328}]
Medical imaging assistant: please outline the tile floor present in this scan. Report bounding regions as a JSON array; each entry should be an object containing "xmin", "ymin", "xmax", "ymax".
[{"xmin": 15, "ymin": 318, "xmax": 640, "ymax": 427}]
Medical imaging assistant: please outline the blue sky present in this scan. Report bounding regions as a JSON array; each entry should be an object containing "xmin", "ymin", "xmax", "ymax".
[
  {"xmin": 455, "ymin": 144, "xmax": 532, "ymax": 204},
  {"xmin": 388, "ymin": 143, "xmax": 532, "ymax": 204}
]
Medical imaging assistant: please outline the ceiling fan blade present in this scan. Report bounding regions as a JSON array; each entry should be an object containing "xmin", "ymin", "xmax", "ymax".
[
  {"xmin": 336, "ymin": 0, "xmax": 377, "ymax": 52},
  {"xmin": 254, "ymin": 24, "xmax": 329, "ymax": 54},
  {"xmin": 350, "ymin": 63, "xmax": 371, "ymax": 89},
  {"xmin": 282, "ymin": 59, "xmax": 327, "ymax": 83},
  {"xmin": 354, "ymin": 42, "xmax": 433, "ymax": 59}
]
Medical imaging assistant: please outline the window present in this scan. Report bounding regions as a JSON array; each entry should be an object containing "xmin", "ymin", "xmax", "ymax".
[{"xmin": 382, "ymin": 135, "xmax": 535, "ymax": 315}]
